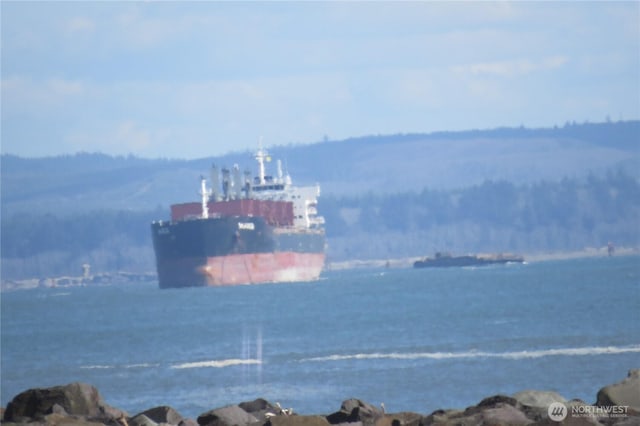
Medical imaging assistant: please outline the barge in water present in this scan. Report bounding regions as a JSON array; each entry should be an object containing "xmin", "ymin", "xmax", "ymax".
[{"xmin": 413, "ymin": 252, "xmax": 524, "ymax": 268}]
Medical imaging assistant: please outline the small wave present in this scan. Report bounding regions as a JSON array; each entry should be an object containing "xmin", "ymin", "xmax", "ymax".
[
  {"xmin": 303, "ymin": 345, "xmax": 640, "ymax": 362},
  {"xmin": 124, "ymin": 363, "xmax": 160, "ymax": 369},
  {"xmin": 498, "ymin": 346, "xmax": 640, "ymax": 359},
  {"xmin": 80, "ymin": 363, "xmax": 159, "ymax": 370},
  {"xmin": 171, "ymin": 359, "xmax": 262, "ymax": 369}
]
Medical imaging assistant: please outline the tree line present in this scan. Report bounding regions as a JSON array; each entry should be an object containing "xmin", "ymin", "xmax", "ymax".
[
  {"xmin": 322, "ymin": 170, "xmax": 639, "ymax": 259},
  {"xmin": 1, "ymin": 209, "xmax": 162, "ymax": 280},
  {"xmin": 323, "ymin": 170, "xmax": 639, "ymax": 235},
  {"xmin": 1, "ymin": 171, "xmax": 639, "ymax": 279}
]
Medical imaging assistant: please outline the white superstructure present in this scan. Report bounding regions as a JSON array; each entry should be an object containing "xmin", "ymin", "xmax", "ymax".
[{"xmin": 209, "ymin": 146, "xmax": 325, "ymax": 230}]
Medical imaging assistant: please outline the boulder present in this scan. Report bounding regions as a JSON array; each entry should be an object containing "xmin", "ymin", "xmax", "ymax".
[
  {"xmin": 179, "ymin": 419, "xmax": 200, "ymax": 426},
  {"xmin": 610, "ymin": 417, "xmax": 640, "ymax": 426},
  {"xmin": 326, "ymin": 399, "xmax": 383, "ymax": 426},
  {"xmin": 596, "ymin": 369, "xmax": 640, "ymax": 413},
  {"xmin": 513, "ymin": 389, "xmax": 567, "ymax": 422},
  {"xmin": 373, "ymin": 412, "xmax": 424, "ymax": 426},
  {"xmin": 40, "ymin": 412, "xmax": 107, "ymax": 426},
  {"xmin": 130, "ymin": 414, "xmax": 160, "ymax": 426},
  {"xmin": 3, "ymin": 382, "xmax": 127, "ymax": 423},
  {"xmin": 476, "ymin": 395, "xmax": 519, "ymax": 409},
  {"xmin": 197, "ymin": 405, "xmax": 258, "ymax": 426},
  {"xmin": 513, "ymin": 390, "xmax": 567, "ymax": 409},
  {"xmin": 455, "ymin": 394, "xmax": 520, "ymax": 418},
  {"xmin": 422, "ymin": 409, "xmax": 464, "ymax": 426},
  {"xmin": 423, "ymin": 409, "xmax": 482, "ymax": 426},
  {"xmin": 422, "ymin": 397, "xmax": 532, "ymax": 426},
  {"xmin": 238, "ymin": 398, "xmax": 282, "ymax": 422},
  {"xmin": 136, "ymin": 406, "xmax": 185, "ymax": 425},
  {"xmin": 561, "ymin": 400, "xmax": 605, "ymax": 426},
  {"xmin": 479, "ymin": 404, "xmax": 533, "ymax": 425},
  {"xmin": 51, "ymin": 403, "xmax": 70, "ymax": 416},
  {"xmin": 269, "ymin": 416, "xmax": 331, "ymax": 426}
]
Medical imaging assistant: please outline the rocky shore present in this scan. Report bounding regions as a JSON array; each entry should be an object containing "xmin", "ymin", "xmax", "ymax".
[{"xmin": 2, "ymin": 370, "xmax": 638, "ymax": 426}]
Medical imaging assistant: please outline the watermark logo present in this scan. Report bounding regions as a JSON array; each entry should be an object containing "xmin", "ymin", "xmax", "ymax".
[
  {"xmin": 547, "ymin": 402, "xmax": 629, "ymax": 422},
  {"xmin": 548, "ymin": 402, "xmax": 567, "ymax": 422}
]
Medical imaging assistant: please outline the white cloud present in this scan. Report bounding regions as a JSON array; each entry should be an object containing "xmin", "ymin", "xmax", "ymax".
[
  {"xmin": 1, "ymin": 1, "xmax": 637, "ymax": 158},
  {"xmin": 114, "ymin": 9, "xmax": 177, "ymax": 48},
  {"xmin": 66, "ymin": 16, "xmax": 95, "ymax": 34},
  {"xmin": 48, "ymin": 78, "xmax": 85, "ymax": 97},
  {"xmin": 65, "ymin": 120, "xmax": 169, "ymax": 156},
  {"xmin": 452, "ymin": 56, "xmax": 569, "ymax": 77},
  {"xmin": 1, "ymin": 76, "xmax": 89, "ymax": 115},
  {"xmin": 115, "ymin": 121, "xmax": 151, "ymax": 151}
]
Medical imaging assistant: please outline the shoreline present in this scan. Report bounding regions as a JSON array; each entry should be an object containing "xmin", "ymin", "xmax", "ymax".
[
  {"xmin": 2, "ymin": 370, "xmax": 639, "ymax": 426},
  {"xmin": 2, "ymin": 247, "xmax": 638, "ymax": 292},
  {"xmin": 327, "ymin": 246, "xmax": 640, "ymax": 271}
]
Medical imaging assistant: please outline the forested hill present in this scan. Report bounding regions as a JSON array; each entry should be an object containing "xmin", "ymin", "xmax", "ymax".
[
  {"xmin": 2, "ymin": 121, "xmax": 638, "ymax": 216},
  {"xmin": 1, "ymin": 121, "xmax": 639, "ymax": 280}
]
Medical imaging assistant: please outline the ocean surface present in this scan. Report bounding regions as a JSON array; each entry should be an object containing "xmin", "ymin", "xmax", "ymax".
[{"xmin": 2, "ymin": 255, "xmax": 639, "ymax": 418}]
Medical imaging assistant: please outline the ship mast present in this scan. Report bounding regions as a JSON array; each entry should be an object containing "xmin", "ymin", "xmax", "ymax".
[
  {"xmin": 199, "ymin": 176, "xmax": 211, "ymax": 219},
  {"xmin": 255, "ymin": 138, "xmax": 268, "ymax": 185}
]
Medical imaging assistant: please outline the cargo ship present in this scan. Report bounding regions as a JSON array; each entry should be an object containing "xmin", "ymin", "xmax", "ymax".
[
  {"xmin": 413, "ymin": 252, "xmax": 524, "ymax": 268},
  {"xmin": 151, "ymin": 147, "xmax": 325, "ymax": 288}
]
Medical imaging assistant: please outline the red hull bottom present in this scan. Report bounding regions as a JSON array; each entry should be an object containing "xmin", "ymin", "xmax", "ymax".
[{"xmin": 157, "ymin": 252, "xmax": 325, "ymax": 288}]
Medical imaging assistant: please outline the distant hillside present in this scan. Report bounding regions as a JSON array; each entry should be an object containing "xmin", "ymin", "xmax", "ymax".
[
  {"xmin": 274, "ymin": 120, "xmax": 639, "ymax": 195},
  {"xmin": 2, "ymin": 121, "xmax": 638, "ymax": 218},
  {"xmin": 1, "ymin": 121, "xmax": 639, "ymax": 280}
]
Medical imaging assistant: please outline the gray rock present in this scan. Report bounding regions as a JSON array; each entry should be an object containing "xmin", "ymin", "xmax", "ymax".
[
  {"xmin": 423, "ymin": 409, "xmax": 464, "ymax": 426},
  {"xmin": 269, "ymin": 416, "xmax": 331, "ymax": 426},
  {"xmin": 596, "ymin": 369, "xmax": 640, "ymax": 413},
  {"xmin": 179, "ymin": 419, "xmax": 200, "ymax": 426},
  {"xmin": 197, "ymin": 405, "xmax": 258, "ymax": 426},
  {"xmin": 131, "ymin": 414, "xmax": 160, "ymax": 426},
  {"xmin": 476, "ymin": 395, "xmax": 520, "ymax": 409},
  {"xmin": 326, "ymin": 399, "xmax": 383, "ymax": 426},
  {"xmin": 137, "ymin": 406, "xmax": 185, "ymax": 425},
  {"xmin": 3, "ymin": 382, "xmax": 127, "ymax": 423},
  {"xmin": 561, "ymin": 400, "xmax": 605, "ymax": 426},
  {"xmin": 423, "ymin": 400, "xmax": 532, "ymax": 426},
  {"xmin": 460, "ymin": 394, "xmax": 521, "ymax": 418},
  {"xmin": 609, "ymin": 417, "xmax": 640, "ymax": 426},
  {"xmin": 513, "ymin": 389, "xmax": 568, "ymax": 422},
  {"xmin": 42, "ymin": 412, "xmax": 107, "ymax": 426},
  {"xmin": 373, "ymin": 412, "xmax": 424, "ymax": 426},
  {"xmin": 238, "ymin": 398, "xmax": 281, "ymax": 422},
  {"xmin": 513, "ymin": 390, "xmax": 568, "ymax": 409},
  {"xmin": 51, "ymin": 403, "xmax": 70, "ymax": 416},
  {"xmin": 424, "ymin": 410, "xmax": 482, "ymax": 426},
  {"xmin": 480, "ymin": 404, "xmax": 533, "ymax": 425}
]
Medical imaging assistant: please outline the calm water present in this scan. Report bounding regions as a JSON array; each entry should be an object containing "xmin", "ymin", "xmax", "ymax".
[{"xmin": 1, "ymin": 256, "xmax": 639, "ymax": 418}]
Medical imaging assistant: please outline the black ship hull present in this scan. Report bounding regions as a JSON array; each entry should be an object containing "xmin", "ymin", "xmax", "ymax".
[{"xmin": 151, "ymin": 216, "xmax": 325, "ymax": 288}]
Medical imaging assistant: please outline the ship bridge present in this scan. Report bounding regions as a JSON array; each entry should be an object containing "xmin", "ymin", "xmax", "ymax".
[{"xmin": 205, "ymin": 146, "xmax": 324, "ymax": 230}]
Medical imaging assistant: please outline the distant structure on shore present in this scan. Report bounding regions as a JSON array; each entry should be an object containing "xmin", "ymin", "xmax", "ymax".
[{"xmin": 1, "ymin": 264, "xmax": 156, "ymax": 292}]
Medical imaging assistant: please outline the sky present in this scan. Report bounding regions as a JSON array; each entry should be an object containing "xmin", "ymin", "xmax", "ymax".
[{"xmin": 1, "ymin": 1, "xmax": 639, "ymax": 159}]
